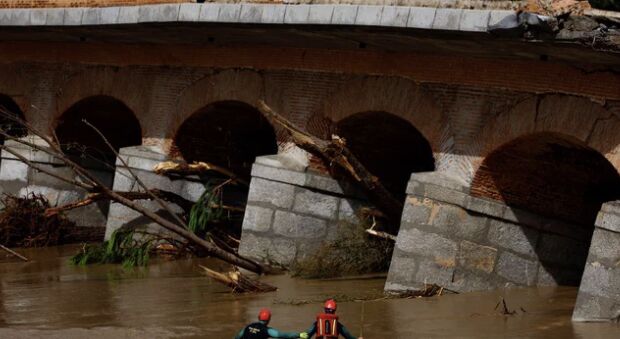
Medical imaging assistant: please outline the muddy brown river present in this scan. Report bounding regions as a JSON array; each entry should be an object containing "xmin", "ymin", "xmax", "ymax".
[{"xmin": 0, "ymin": 245, "xmax": 618, "ymax": 338}]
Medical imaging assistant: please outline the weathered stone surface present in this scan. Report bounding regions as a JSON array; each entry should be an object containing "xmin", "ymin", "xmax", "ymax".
[
  {"xmin": 247, "ymin": 178, "xmax": 295, "ymax": 209},
  {"xmin": 458, "ymin": 9, "xmax": 490, "ymax": 32},
  {"xmin": 284, "ymin": 4, "xmax": 310, "ymax": 24},
  {"xmin": 457, "ymin": 240, "xmax": 497, "ymax": 273},
  {"xmin": 428, "ymin": 203, "xmax": 465, "ymax": 231},
  {"xmin": 238, "ymin": 232, "xmax": 273, "ymax": 262},
  {"xmin": 338, "ymin": 198, "xmax": 361, "ymax": 223},
  {"xmin": 251, "ymin": 163, "xmax": 305, "ymax": 186},
  {"xmin": 597, "ymin": 212, "xmax": 620, "ymax": 233},
  {"xmin": 198, "ymin": 4, "xmax": 219, "ymax": 22},
  {"xmin": 117, "ymin": 6, "xmax": 139, "ymax": 24},
  {"xmin": 270, "ymin": 237, "xmax": 297, "ymax": 265},
  {"xmin": 218, "ymin": 4, "xmax": 241, "ymax": 22},
  {"xmin": 449, "ymin": 213, "xmax": 489, "ymax": 242},
  {"xmin": 432, "ymin": 8, "xmax": 462, "ymax": 30},
  {"xmin": 385, "ymin": 254, "xmax": 418, "ymax": 287},
  {"xmin": 355, "ymin": 5, "xmax": 383, "ymax": 26},
  {"xmin": 401, "ymin": 196, "xmax": 432, "ymax": 225},
  {"xmin": 466, "ymin": 196, "xmax": 505, "ymax": 218},
  {"xmin": 307, "ymin": 5, "xmax": 334, "ymax": 24},
  {"xmin": 331, "ymin": 5, "xmax": 357, "ymax": 25},
  {"xmin": 424, "ymin": 184, "xmax": 469, "ymax": 208},
  {"xmin": 572, "ymin": 290, "xmax": 620, "ymax": 322},
  {"xmin": 273, "ymin": 211, "xmax": 327, "ymax": 238},
  {"xmin": 100, "ymin": 7, "xmax": 120, "ymax": 24},
  {"xmin": 589, "ymin": 228, "xmax": 620, "ymax": 262},
  {"xmin": 450, "ymin": 270, "xmax": 494, "ymax": 292},
  {"xmin": 578, "ymin": 262, "xmax": 620, "ymax": 299},
  {"xmin": 293, "ymin": 189, "xmax": 339, "ymax": 220},
  {"xmin": 488, "ymin": 220, "xmax": 538, "ymax": 257},
  {"xmin": 239, "ymin": 4, "xmax": 263, "ymax": 23},
  {"xmin": 63, "ymin": 8, "xmax": 84, "ymax": 25},
  {"xmin": 496, "ymin": 252, "xmax": 538, "ymax": 285},
  {"xmin": 407, "ymin": 6, "xmax": 435, "ymax": 29},
  {"xmin": 0, "ymin": 159, "xmax": 28, "ymax": 182},
  {"xmin": 242, "ymin": 205, "xmax": 273, "ymax": 233},
  {"xmin": 82, "ymin": 8, "xmax": 102, "ymax": 25},
  {"xmin": 178, "ymin": 3, "xmax": 201, "ymax": 21},
  {"xmin": 380, "ymin": 6, "xmax": 409, "ymax": 27},
  {"xmin": 416, "ymin": 258, "xmax": 455, "ymax": 286},
  {"xmin": 396, "ymin": 228, "xmax": 457, "ymax": 264},
  {"xmin": 260, "ymin": 5, "xmax": 286, "ymax": 24}
]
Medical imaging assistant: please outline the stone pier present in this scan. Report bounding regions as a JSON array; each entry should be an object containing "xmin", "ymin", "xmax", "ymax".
[
  {"xmin": 0, "ymin": 135, "xmax": 111, "ymax": 227},
  {"xmin": 238, "ymin": 154, "xmax": 369, "ymax": 267},
  {"xmin": 572, "ymin": 201, "xmax": 620, "ymax": 322},
  {"xmin": 104, "ymin": 145, "xmax": 206, "ymax": 240},
  {"xmin": 385, "ymin": 172, "xmax": 593, "ymax": 292}
]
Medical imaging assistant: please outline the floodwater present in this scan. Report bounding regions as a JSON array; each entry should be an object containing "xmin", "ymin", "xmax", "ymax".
[{"xmin": 0, "ymin": 246, "xmax": 618, "ymax": 338}]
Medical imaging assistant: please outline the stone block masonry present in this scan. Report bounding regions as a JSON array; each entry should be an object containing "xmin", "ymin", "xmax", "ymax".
[
  {"xmin": 572, "ymin": 201, "xmax": 620, "ymax": 322},
  {"xmin": 238, "ymin": 154, "xmax": 370, "ymax": 267},
  {"xmin": 385, "ymin": 172, "xmax": 595, "ymax": 293}
]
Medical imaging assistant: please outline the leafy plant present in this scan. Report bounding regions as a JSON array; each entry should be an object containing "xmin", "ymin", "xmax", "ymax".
[{"xmin": 71, "ymin": 228, "xmax": 153, "ymax": 268}]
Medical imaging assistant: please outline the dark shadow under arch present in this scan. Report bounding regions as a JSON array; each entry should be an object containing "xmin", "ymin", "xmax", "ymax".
[
  {"xmin": 337, "ymin": 111, "xmax": 436, "ymax": 202},
  {"xmin": 0, "ymin": 94, "xmax": 27, "ymax": 144},
  {"xmin": 174, "ymin": 100, "xmax": 278, "ymax": 180},
  {"xmin": 471, "ymin": 132, "xmax": 620, "ymax": 285},
  {"xmin": 55, "ymin": 95, "xmax": 142, "ymax": 171}
]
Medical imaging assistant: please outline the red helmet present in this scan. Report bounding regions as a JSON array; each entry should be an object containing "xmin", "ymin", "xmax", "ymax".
[
  {"xmin": 324, "ymin": 299, "xmax": 337, "ymax": 312},
  {"xmin": 258, "ymin": 308, "xmax": 271, "ymax": 322}
]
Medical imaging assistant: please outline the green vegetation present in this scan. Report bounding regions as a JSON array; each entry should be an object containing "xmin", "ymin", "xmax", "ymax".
[
  {"xmin": 71, "ymin": 229, "xmax": 153, "ymax": 268},
  {"xmin": 290, "ymin": 220, "xmax": 394, "ymax": 279}
]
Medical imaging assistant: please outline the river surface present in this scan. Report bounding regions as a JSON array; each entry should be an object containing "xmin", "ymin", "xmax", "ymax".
[{"xmin": 0, "ymin": 245, "xmax": 618, "ymax": 338}]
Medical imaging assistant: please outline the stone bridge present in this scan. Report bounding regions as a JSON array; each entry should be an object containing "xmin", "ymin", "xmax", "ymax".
[{"xmin": 0, "ymin": 1, "xmax": 619, "ymax": 322}]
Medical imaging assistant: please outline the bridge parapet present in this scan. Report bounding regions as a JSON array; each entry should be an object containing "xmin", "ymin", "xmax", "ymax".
[{"xmin": 0, "ymin": 2, "xmax": 515, "ymax": 34}]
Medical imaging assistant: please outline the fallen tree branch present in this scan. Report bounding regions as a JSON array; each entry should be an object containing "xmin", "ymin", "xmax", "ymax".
[
  {"xmin": 256, "ymin": 100, "xmax": 404, "ymax": 226},
  {"xmin": 44, "ymin": 189, "xmax": 245, "ymax": 217},
  {"xmin": 200, "ymin": 265, "xmax": 277, "ymax": 293},
  {"xmin": 0, "ymin": 107, "xmax": 266, "ymax": 274},
  {"xmin": 153, "ymin": 161, "xmax": 249, "ymax": 186},
  {"xmin": 0, "ymin": 243, "xmax": 29, "ymax": 261}
]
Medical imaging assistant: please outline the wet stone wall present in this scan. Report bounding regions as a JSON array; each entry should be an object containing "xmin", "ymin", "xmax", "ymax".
[
  {"xmin": 572, "ymin": 201, "xmax": 620, "ymax": 322},
  {"xmin": 238, "ymin": 155, "xmax": 368, "ymax": 267},
  {"xmin": 385, "ymin": 172, "xmax": 592, "ymax": 293}
]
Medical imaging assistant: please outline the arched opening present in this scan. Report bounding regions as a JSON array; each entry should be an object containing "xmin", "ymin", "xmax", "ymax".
[
  {"xmin": 471, "ymin": 132, "xmax": 620, "ymax": 285},
  {"xmin": 55, "ymin": 95, "xmax": 142, "ymax": 185},
  {"xmin": 336, "ymin": 111, "xmax": 435, "ymax": 202},
  {"xmin": 174, "ymin": 101, "xmax": 278, "ymax": 235},
  {"xmin": 174, "ymin": 101, "xmax": 278, "ymax": 180},
  {"xmin": 0, "ymin": 94, "xmax": 27, "ymax": 144}
]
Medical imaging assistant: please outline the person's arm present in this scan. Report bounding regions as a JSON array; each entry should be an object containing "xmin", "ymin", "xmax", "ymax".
[
  {"xmin": 267, "ymin": 327, "xmax": 302, "ymax": 339},
  {"xmin": 305, "ymin": 322, "xmax": 317, "ymax": 337},
  {"xmin": 337, "ymin": 323, "xmax": 358, "ymax": 339},
  {"xmin": 234, "ymin": 328, "xmax": 245, "ymax": 339}
]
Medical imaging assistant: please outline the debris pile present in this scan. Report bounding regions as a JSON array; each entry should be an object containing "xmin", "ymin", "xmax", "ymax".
[{"xmin": 0, "ymin": 193, "xmax": 74, "ymax": 248}]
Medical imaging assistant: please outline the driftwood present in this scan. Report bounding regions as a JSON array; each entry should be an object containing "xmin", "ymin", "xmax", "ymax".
[
  {"xmin": 256, "ymin": 100, "xmax": 404, "ymax": 226},
  {"xmin": 0, "ymin": 243, "xmax": 29, "ymax": 261},
  {"xmin": 200, "ymin": 265, "xmax": 277, "ymax": 293},
  {"xmin": 0, "ymin": 108, "xmax": 266, "ymax": 274},
  {"xmin": 154, "ymin": 161, "xmax": 249, "ymax": 186}
]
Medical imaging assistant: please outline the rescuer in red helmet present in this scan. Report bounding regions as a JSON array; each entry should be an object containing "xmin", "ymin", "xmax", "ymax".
[
  {"xmin": 299, "ymin": 299, "xmax": 362, "ymax": 339},
  {"xmin": 234, "ymin": 308, "xmax": 304, "ymax": 339}
]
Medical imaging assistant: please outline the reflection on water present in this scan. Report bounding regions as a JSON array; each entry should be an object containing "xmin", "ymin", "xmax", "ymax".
[{"xmin": 0, "ymin": 245, "xmax": 618, "ymax": 338}]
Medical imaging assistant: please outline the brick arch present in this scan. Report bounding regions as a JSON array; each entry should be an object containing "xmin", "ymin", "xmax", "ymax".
[
  {"xmin": 473, "ymin": 94, "xmax": 620, "ymax": 178},
  {"xmin": 471, "ymin": 132, "xmax": 620, "ymax": 226},
  {"xmin": 317, "ymin": 76, "xmax": 447, "ymax": 154},
  {"xmin": 171, "ymin": 70, "xmax": 264, "ymax": 139},
  {"xmin": 54, "ymin": 67, "xmax": 149, "ymax": 138}
]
